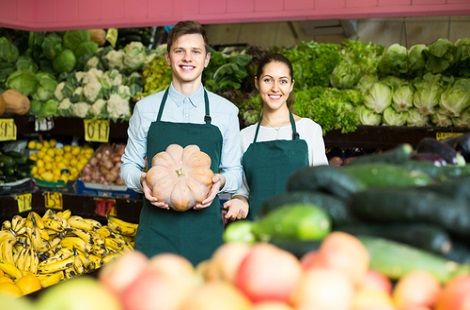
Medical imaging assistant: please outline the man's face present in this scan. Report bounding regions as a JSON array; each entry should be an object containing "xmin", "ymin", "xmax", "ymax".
[{"xmin": 166, "ymin": 33, "xmax": 210, "ymax": 84}]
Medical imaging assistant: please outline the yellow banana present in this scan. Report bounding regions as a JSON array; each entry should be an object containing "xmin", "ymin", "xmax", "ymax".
[
  {"xmin": 60, "ymin": 237, "xmax": 91, "ymax": 253},
  {"xmin": 27, "ymin": 227, "xmax": 49, "ymax": 253},
  {"xmin": 69, "ymin": 228, "xmax": 92, "ymax": 244},
  {"xmin": 47, "ymin": 236, "xmax": 62, "ymax": 249},
  {"xmin": 28, "ymin": 211, "xmax": 45, "ymax": 229},
  {"xmin": 82, "ymin": 218, "xmax": 102, "ymax": 230},
  {"xmin": 43, "ymin": 217, "xmax": 68, "ymax": 232},
  {"xmin": 68, "ymin": 216, "xmax": 95, "ymax": 231},
  {"xmin": 90, "ymin": 231, "xmax": 105, "ymax": 246},
  {"xmin": 107, "ymin": 217, "xmax": 138, "ymax": 236},
  {"xmin": 1, "ymin": 220, "xmax": 12, "ymax": 230},
  {"xmin": 39, "ymin": 229, "xmax": 50, "ymax": 241},
  {"xmin": 38, "ymin": 256, "xmax": 75, "ymax": 274},
  {"xmin": 0, "ymin": 238, "xmax": 16, "ymax": 265},
  {"xmin": 73, "ymin": 251, "xmax": 85, "ymax": 274},
  {"xmin": 42, "ymin": 209, "xmax": 56, "ymax": 219},
  {"xmin": 102, "ymin": 252, "xmax": 121, "ymax": 265},
  {"xmin": 37, "ymin": 272, "xmax": 64, "ymax": 288},
  {"xmin": 95, "ymin": 226, "xmax": 112, "ymax": 238},
  {"xmin": 29, "ymin": 248, "xmax": 39, "ymax": 274},
  {"xmin": 56, "ymin": 209, "xmax": 72, "ymax": 220},
  {"xmin": 40, "ymin": 248, "xmax": 74, "ymax": 266},
  {"xmin": 78, "ymin": 252, "xmax": 91, "ymax": 271},
  {"xmin": 63, "ymin": 266, "xmax": 78, "ymax": 279},
  {"xmin": 104, "ymin": 237, "xmax": 126, "ymax": 252},
  {"xmin": 91, "ymin": 243, "xmax": 107, "ymax": 257},
  {"xmin": 0, "ymin": 262, "xmax": 23, "ymax": 280},
  {"xmin": 15, "ymin": 248, "xmax": 28, "ymax": 272},
  {"xmin": 88, "ymin": 254, "xmax": 102, "ymax": 270}
]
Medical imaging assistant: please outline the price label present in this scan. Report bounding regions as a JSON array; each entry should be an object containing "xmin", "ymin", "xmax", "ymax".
[
  {"xmin": 436, "ymin": 132, "xmax": 463, "ymax": 141},
  {"xmin": 95, "ymin": 198, "xmax": 117, "ymax": 217},
  {"xmin": 44, "ymin": 192, "xmax": 63, "ymax": 210},
  {"xmin": 84, "ymin": 119, "xmax": 110, "ymax": 143},
  {"xmin": 106, "ymin": 28, "xmax": 118, "ymax": 48},
  {"xmin": 16, "ymin": 193, "xmax": 32, "ymax": 213},
  {"xmin": 34, "ymin": 117, "xmax": 55, "ymax": 131},
  {"xmin": 0, "ymin": 119, "xmax": 17, "ymax": 141}
]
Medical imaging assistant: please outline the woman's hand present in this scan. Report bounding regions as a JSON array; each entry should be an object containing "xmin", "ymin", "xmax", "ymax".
[
  {"xmin": 141, "ymin": 172, "xmax": 169, "ymax": 209},
  {"xmin": 194, "ymin": 174, "xmax": 226, "ymax": 210},
  {"xmin": 223, "ymin": 197, "xmax": 249, "ymax": 221}
]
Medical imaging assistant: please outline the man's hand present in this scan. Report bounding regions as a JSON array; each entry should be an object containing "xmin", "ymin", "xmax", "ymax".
[
  {"xmin": 193, "ymin": 174, "xmax": 225, "ymax": 210},
  {"xmin": 141, "ymin": 172, "xmax": 169, "ymax": 209},
  {"xmin": 223, "ymin": 197, "xmax": 249, "ymax": 221}
]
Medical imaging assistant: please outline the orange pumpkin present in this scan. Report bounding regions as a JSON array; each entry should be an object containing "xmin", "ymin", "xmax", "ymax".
[{"xmin": 146, "ymin": 144, "xmax": 214, "ymax": 211}]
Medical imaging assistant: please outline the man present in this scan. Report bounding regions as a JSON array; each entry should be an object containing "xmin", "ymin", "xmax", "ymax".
[{"xmin": 120, "ymin": 20, "xmax": 243, "ymax": 265}]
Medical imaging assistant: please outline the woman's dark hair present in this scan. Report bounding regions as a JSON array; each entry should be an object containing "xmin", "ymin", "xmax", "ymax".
[
  {"xmin": 255, "ymin": 53, "xmax": 295, "ymax": 107},
  {"xmin": 167, "ymin": 20, "xmax": 209, "ymax": 53}
]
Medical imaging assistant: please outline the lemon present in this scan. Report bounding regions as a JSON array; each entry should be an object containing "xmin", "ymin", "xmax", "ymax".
[
  {"xmin": 16, "ymin": 274, "xmax": 42, "ymax": 295},
  {"xmin": 27, "ymin": 140, "xmax": 37, "ymax": 150}
]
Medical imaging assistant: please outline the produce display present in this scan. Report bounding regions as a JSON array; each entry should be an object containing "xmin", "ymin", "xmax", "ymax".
[
  {"xmin": 0, "ymin": 209, "xmax": 137, "ymax": 296},
  {"xmin": 79, "ymin": 143, "xmax": 125, "ymax": 186},
  {"xmin": 146, "ymin": 144, "xmax": 214, "ymax": 212}
]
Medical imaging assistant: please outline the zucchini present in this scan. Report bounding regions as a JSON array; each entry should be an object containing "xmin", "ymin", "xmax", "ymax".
[
  {"xmin": 269, "ymin": 238, "xmax": 322, "ymax": 258},
  {"xmin": 349, "ymin": 188, "xmax": 470, "ymax": 238},
  {"xmin": 286, "ymin": 165, "xmax": 365, "ymax": 200},
  {"xmin": 336, "ymin": 223, "xmax": 452, "ymax": 256},
  {"xmin": 260, "ymin": 191, "xmax": 354, "ymax": 226},
  {"xmin": 359, "ymin": 235, "xmax": 469, "ymax": 283},
  {"xmin": 437, "ymin": 165, "xmax": 470, "ymax": 180},
  {"xmin": 253, "ymin": 204, "xmax": 331, "ymax": 242},
  {"xmin": 401, "ymin": 160, "xmax": 443, "ymax": 180},
  {"xmin": 417, "ymin": 176, "xmax": 470, "ymax": 204},
  {"xmin": 348, "ymin": 143, "xmax": 413, "ymax": 165},
  {"xmin": 342, "ymin": 163, "xmax": 433, "ymax": 188}
]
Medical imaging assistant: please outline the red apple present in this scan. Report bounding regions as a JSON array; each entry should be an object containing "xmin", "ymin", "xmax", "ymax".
[
  {"xmin": 98, "ymin": 250, "xmax": 149, "ymax": 296},
  {"xmin": 318, "ymin": 232, "xmax": 370, "ymax": 286},
  {"xmin": 393, "ymin": 271, "xmax": 441, "ymax": 309},
  {"xmin": 291, "ymin": 268, "xmax": 354, "ymax": 310},
  {"xmin": 121, "ymin": 270, "xmax": 198, "ymax": 310},
  {"xmin": 205, "ymin": 242, "xmax": 251, "ymax": 283},
  {"xmin": 435, "ymin": 275, "xmax": 470, "ymax": 310},
  {"xmin": 147, "ymin": 253, "xmax": 195, "ymax": 279},
  {"xmin": 235, "ymin": 243, "xmax": 303, "ymax": 303},
  {"xmin": 362, "ymin": 270, "xmax": 393, "ymax": 295},
  {"xmin": 180, "ymin": 282, "xmax": 252, "ymax": 310}
]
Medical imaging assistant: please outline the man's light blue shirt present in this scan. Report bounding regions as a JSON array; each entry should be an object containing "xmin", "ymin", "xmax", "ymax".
[{"xmin": 120, "ymin": 83, "xmax": 243, "ymax": 194}]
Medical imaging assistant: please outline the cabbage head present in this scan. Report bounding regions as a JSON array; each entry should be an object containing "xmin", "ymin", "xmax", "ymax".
[
  {"xmin": 33, "ymin": 72, "xmax": 58, "ymax": 102},
  {"xmin": 412, "ymin": 73, "xmax": 444, "ymax": 116},
  {"xmin": 0, "ymin": 37, "xmax": 19, "ymax": 64},
  {"xmin": 357, "ymin": 106, "xmax": 381, "ymax": 126},
  {"xmin": 439, "ymin": 78, "xmax": 470, "ymax": 117},
  {"xmin": 378, "ymin": 43, "xmax": 408, "ymax": 76},
  {"xmin": 53, "ymin": 49, "xmax": 77, "ymax": 73},
  {"xmin": 6, "ymin": 69, "xmax": 38, "ymax": 96},
  {"xmin": 41, "ymin": 33, "xmax": 63, "ymax": 60},
  {"xmin": 383, "ymin": 107, "xmax": 407, "ymax": 126},
  {"xmin": 408, "ymin": 44, "xmax": 427, "ymax": 74},
  {"xmin": 407, "ymin": 109, "xmax": 429, "ymax": 127},
  {"xmin": 363, "ymin": 82, "xmax": 392, "ymax": 113},
  {"xmin": 425, "ymin": 38, "xmax": 456, "ymax": 74},
  {"xmin": 392, "ymin": 84, "xmax": 414, "ymax": 112},
  {"xmin": 16, "ymin": 56, "xmax": 38, "ymax": 72}
]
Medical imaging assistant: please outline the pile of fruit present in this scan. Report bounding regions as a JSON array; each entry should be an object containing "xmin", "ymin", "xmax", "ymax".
[
  {"xmin": 0, "ymin": 210, "xmax": 137, "ymax": 296},
  {"xmin": 79, "ymin": 143, "xmax": 125, "ymax": 186}
]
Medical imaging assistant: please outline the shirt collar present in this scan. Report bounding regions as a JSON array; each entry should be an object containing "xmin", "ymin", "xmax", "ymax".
[{"xmin": 168, "ymin": 83, "xmax": 205, "ymax": 108}]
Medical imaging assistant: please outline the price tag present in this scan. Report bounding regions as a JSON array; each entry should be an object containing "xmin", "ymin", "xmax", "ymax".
[
  {"xmin": 0, "ymin": 119, "xmax": 17, "ymax": 141},
  {"xmin": 95, "ymin": 198, "xmax": 117, "ymax": 217},
  {"xmin": 436, "ymin": 132, "xmax": 463, "ymax": 141},
  {"xmin": 106, "ymin": 28, "xmax": 118, "ymax": 48},
  {"xmin": 34, "ymin": 117, "xmax": 55, "ymax": 131},
  {"xmin": 44, "ymin": 192, "xmax": 63, "ymax": 210},
  {"xmin": 84, "ymin": 119, "xmax": 110, "ymax": 143},
  {"xmin": 16, "ymin": 193, "xmax": 32, "ymax": 213}
]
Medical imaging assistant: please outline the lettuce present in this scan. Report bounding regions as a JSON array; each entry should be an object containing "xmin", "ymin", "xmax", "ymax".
[
  {"xmin": 383, "ymin": 106, "xmax": 407, "ymax": 126},
  {"xmin": 392, "ymin": 84, "xmax": 414, "ymax": 112},
  {"xmin": 363, "ymin": 82, "xmax": 392, "ymax": 113},
  {"xmin": 439, "ymin": 78, "xmax": 470, "ymax": 117}
]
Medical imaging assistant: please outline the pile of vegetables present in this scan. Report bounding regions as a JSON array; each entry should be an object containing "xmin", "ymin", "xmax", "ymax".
[{"xmin": 79, "ymin": 143, "xmax": 125, "ymax": 186}]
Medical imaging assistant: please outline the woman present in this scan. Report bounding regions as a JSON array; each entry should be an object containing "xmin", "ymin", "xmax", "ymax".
[
  {"xmin": 223, "ymin": 53, "xmax": 328, "ymax": 221},
  {"xmin": 120, "ymin": 21, "xmax": 243, "ymax": 265}
]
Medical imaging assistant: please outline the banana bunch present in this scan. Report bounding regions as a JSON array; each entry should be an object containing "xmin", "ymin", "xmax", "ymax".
[{"xmin": 107, "ymin": 216, "xmax": 139, "ymax": 237}]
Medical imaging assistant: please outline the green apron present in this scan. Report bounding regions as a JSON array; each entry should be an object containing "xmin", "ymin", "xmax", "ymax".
[
  {"xmin": 135, "ymin": 88, "xmax": 223, "ymax": 265},
  {"xmin": 242, "ymin": 112, "xmax": 309, "ymax": 220}
]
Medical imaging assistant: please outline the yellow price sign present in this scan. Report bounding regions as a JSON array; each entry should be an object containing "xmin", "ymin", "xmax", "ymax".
[
  {"xmin": 84, "ymin": 119, "xmax": 110, "ymax": 143},
  {"xmin": 44, "ymin": 192, "xmax": 63, "ymax": 210},
  {"xmin": 436, "ymin": 132, "xmax": 463, "ymax": 141},
  {"xmin": 106, "ymin": 28, "xmax": 118, "ymax": 48},
  {"xmin": 16, "ymin": 193, "xmax": 32, "ymax": 213},
  {"xmin": 0, "ymin": 119, "xmax": 17, "ymax": 141}
]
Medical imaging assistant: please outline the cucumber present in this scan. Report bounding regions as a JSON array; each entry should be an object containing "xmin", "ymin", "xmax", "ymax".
[
  {"xmin": 348, "ymin": 143, "xmax": 413, "ymax": 165},
  {"xmin": 359, "ymin": 235, "xmax": 469, "ymax": 283},
  {"xmin": 349, "ymin": 188, "xmax": 470, "ymax": 238},
  {"xmin": 342, "ymin": 163, "xmax": 434, "ymax": 188},
  {"xmin": 336, "ymin": 223, "xmax": 452, "ymax": 256},
  {"xmin": 417, "ymin": 176, "xmax": 470, "ymax": 204},
  {"xmin": 260, "ymin": 191, "xmax": 354, "ymax": 226},
  {"xmin": 286, "ymin": 165, "xmax": 365, "ymax": 200},
  {"xmin": 253, "ymin": 204, "xmax": 331, "ymax": 242},
  {"xmin": 401, "ymin": 160, "xmax": 443, "ymax": 180},
  {"xmin": 269, "ymin": 238, "xmax": 322, "ymax": 259},
  {"xmin": 437, "ymin": 165, "xmax": 470, "ymax": 179}
]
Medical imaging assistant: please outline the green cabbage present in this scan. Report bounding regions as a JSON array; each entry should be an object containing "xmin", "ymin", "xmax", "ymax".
[
  {"xmin": 392, "ymin": 84, "xmax": 414, "ymax": 112},
  {"xmin": 378, "ymin": 43, "xmax": 408, "ymax": 77},
  {"xmin": 53, "ymin": 49, "xmax": 76, "ymax": 73},
  {"xmin": 363, "ymin": 82, "xmax": 392, "ymax": 113},
  {"xmin": 0, "ymin": 37, "xmax": 19, "ymax": 64},
  {"xmin": 6, "ymin": 69, "xmax": 38, "ymax": 96},
  {"xmin": 41, "ymin": 33, "xmax": 63, "ymax": 60},
  {"xmin": 439, "ymin": 78, "xmax": 470, "ymax": 117},
  {"xmin": 33, "ymin": 72, "xmax": 58, "ymax": 102}
]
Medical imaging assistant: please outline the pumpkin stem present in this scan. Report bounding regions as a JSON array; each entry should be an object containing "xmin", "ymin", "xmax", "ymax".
[{"xmin": 175, "ymin": 167, "xmax": 184, "ymax": 177}]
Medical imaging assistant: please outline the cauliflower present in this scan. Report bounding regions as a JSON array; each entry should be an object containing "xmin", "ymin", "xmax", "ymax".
[
  {"xmin": 123, "ymin": 42, "xmax": 147, "ymax": 71},
  {"xmin": 72, "ymin": 102, "xmax": 90, "ymax": 118},
  {"xmin": 105, "ymin": 50, "xmax": 125, "ymax": 70},
  {"xmin": 117, "ymin": 85, "xmax": 131, "ymax": 100},
  {"xmin": 83, "ymin": 80, "xmax": 102, "ymax": 102},
  {"xmin": 86, "ymin": 56, "xmax": 100, "ymax": 69},
  {"xmin": 54, "ymin": 82, "xmax": 65, "ymax": 101},
  {"xmin": 107, "ymin": 69, "xmax": 123, "ymax": 86},
  {"xmin": 89, "ymin": 99, "xmax": 107, "ymax": 118},
  {"xmin": 107, "ymin": 93, "xmax": 130, "ymax": 120},
  {"xmin": 75, "ymin": 72, "xmax": 86, "ymax": 83},
  {"xmin": 58, "ymin": 98, "xmax": 73, "ymax": 117}
]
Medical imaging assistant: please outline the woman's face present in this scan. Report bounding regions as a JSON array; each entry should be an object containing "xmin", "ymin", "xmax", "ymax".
[
  {"xmin": 256, "ymin": 61, "xmax": 294, "ymax": 112},
  {"xmin": 166, "ymin": 33, "xmax": 210, "ymax": 84}
]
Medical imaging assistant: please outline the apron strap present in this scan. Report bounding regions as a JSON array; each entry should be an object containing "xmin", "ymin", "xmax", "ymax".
[
  {"xmin": 290, "ymin": 112, "xmax": 300, "ymax": 140},
  {"xmin": 156, "ymin": 87, "xmax": 212, "ymax": 124},
  {"xmin": 254, "ymin": 112, "xmax": 299, "ymax": 142},
  {"xmin": 204, "ymin": 89, "xmax": 211, "ymax": 124},
  {"xmin": 156, "ymin": 87, "xmax": 170, "ymax": 122}
]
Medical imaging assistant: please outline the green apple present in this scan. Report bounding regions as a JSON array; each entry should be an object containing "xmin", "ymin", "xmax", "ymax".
[
  {"xmin": 0, "ymin": 292, "xmax": 35, "ymax": 310},
  {"xmin": 36, "ymin": 277, "xmax": 121, "ymax": 310}
]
